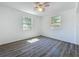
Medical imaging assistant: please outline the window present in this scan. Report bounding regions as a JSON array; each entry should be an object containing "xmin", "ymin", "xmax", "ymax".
[
  {"xmin": 51, "ymin": 16, "xmax": 61, "ymax": 27},
  {"xmin": 23, "ymin": 17, "xmax": 32, "ymax": 31}
]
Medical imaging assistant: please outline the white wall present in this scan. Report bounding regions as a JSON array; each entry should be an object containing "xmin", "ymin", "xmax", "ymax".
[
  {"xmin": 41, "ymin": 9, "xmax": 77, "ymax": 45},
  {"xmin": 76, "ymin": 13, "xmax": 79, "ymax": 45},
  {"xmin": 0, "ymin": 5, "xmax": 40, "ymax": 45},
  {"xmin": 76, "ymin": 3, "xmax": 79, "ymax": 45}
]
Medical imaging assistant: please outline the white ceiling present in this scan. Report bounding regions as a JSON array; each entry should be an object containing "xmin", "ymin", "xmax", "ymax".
[{"xmin": 0, "ymin": 2, "xmax": 76, "ymax": 16}]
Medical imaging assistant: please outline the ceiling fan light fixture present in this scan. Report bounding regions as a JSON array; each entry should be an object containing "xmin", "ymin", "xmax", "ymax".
[
  {"xmin": 36, "ymin": 7, "xmax": 44, "ymax": 12},
  {"xmin": 35, "ymin": 2, "xmax": 49, "ymax": 12}
]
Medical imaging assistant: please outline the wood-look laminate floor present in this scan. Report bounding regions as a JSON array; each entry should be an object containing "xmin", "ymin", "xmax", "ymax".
[{"xmin": 0, "ymin": 36, "xmax": 79, "ymax": 57}]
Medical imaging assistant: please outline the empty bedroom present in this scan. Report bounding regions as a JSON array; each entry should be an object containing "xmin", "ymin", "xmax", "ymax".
[{"xmin": 0, "ymin": 2, "xmax": 79, "ymax": 57}]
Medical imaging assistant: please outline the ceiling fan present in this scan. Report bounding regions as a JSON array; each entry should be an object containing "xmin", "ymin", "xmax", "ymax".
[{"xmin": 34, "ymin": 2, "xmax": 50, "ymax": 12}]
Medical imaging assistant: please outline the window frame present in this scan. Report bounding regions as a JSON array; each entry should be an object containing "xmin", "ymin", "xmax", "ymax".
[{"xmin": 22, "ymin": 16, "xmax": 32, "ymax": 31}]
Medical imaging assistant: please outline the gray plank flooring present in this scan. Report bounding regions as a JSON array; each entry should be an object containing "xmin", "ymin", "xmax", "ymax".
[{"xmin": 0, "ymin": 36, "xmax": 79, "ymax": 57}]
